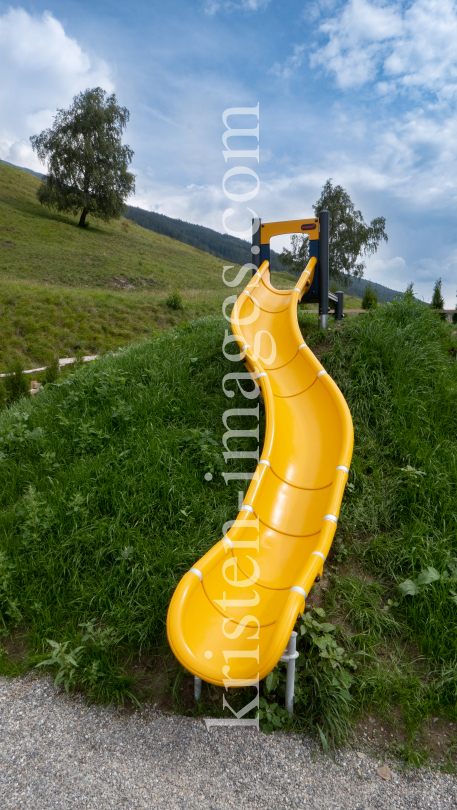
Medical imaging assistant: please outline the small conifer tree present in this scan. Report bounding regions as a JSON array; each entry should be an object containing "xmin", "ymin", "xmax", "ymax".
[
  {"xmin": 403, "ymin": 282, "xmax": 415, "ymax": 300},
  {"xmin": 4, "ymin": 360, "xmax": 30, "ymax": 403},
  {"xmin": 431, "ymin": 278, "xmax": 444, "ymax": 310},
  {"xmin": 362, "ymin": 282, "xmax": 378, "ymax": 310},
  {"xmin": 44, "ymin": 355, "xmax": 60, "ymax": 384}
]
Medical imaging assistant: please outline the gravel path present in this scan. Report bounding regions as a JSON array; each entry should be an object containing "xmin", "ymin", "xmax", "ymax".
[{"xmin": 1, "ymin": 675, "xmax": 456, "ymax": 809}]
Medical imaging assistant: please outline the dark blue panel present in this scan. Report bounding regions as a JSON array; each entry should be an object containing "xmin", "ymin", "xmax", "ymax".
[
  {"xmin": 260, "ymin": 244, "xmax": 270, "ymax": 266},
  {"xmin": 301, "ymin": 240, "xmax": 319, "ymax": 302}
]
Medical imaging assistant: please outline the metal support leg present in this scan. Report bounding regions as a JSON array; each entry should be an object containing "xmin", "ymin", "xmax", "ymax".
[
  {"xmin": 280, "ymin": 631, "xmax": 299, "ymax": 717},
  {"xmin": 335, "ymin": 291, "xmax": 344, "ymax": 321},
  {"xmin": 318, "ymin": 314, "xmax": 328, "ymax": 330},
  {"xmin": 194, "ymin": 676, "xmax": 202, "ymax": 701}
]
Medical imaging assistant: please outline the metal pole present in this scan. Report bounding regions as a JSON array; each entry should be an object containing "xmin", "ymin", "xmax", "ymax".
[
  {"xmin": 252, "ymin": 217, "xmax": 261, "ymax": 277},
  {"xmin": 194, "ymin": 676, "xmax": 202, "ymax": 700},
  {"xmin": 318, "ymin": 210, "xmax": 330, "ymax": 330},
  {"xmin": 284, "ymin": 631, "xmax": 298, "ymax": 717},
  {"xmin": 335, "ymin": 291, "xmax": 344, "ymax": 321}
]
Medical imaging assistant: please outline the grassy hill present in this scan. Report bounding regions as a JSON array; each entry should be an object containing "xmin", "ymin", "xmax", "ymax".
[
  {"xmin": 344, "ymin": 275, "xmax": 417, "ymax": 304},
  {"xmin": 0, "ymin": 161, "xmax": 240, "ymax": 291},
  {"xmin": 0, "ymin": 162, "xmax": 363, "ymax": 373},
  {"xmin": 0, "ymin": 300, "xmax": 456, "ymax": 762},
  {"xmin": 0, "ymin": 162, "xmax": 297, "ymax": 372},
  {"xmin": 2, "ymin": 160, "xmax": 410, "ymax": 304},
  {"xmin": 125, "ymin": 204, "xmax": 288, "ymax": 273},
  {"xmin": 1, "ymin": 160, "xmax": 285, "ymax": 273}
]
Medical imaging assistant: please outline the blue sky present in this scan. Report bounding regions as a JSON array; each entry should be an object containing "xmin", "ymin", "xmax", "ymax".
[{"xmin": 1, "ymin": 0, "xmax": 457, "ymax": 304}]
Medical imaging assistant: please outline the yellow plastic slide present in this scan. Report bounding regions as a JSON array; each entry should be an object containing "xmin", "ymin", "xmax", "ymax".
[{"xmin": 167, "ymin": 259, "xmax": 353, "ymax": 687}]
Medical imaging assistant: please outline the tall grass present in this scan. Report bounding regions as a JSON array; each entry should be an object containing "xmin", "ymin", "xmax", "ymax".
[
  {"xmin": 325, "ymin": 299, "xmax": 457, "ymax": 713},
  {"xmin": 0, "ymin": 317, "xmax": 258, "ymax": 699}
]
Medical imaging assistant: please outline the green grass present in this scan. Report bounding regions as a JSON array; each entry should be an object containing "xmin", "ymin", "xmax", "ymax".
[
  {"xmin": 0, "ymin": 317, "xmax": 260, "ymax": 698},
  {"xmin": 1, "ymin": 300, "xmax": 456, "ymax": 758},
  {"xmin": 0, "ymin": 282, "xmax": 187, "ymax": 368},
  {"xmin": 0, "ymin": 300, "xmax": 456, "ymax": 764},
  {"xmin": 238, "ymin": 299, "xmax": 457, "ymax": 756},
  {"xmin": 327, "ymin": 300, "xmax": 457, "ymax": 668},
  {"xmin": 0, "ymin": 162, "xmax": 228, "ymax": 290},
  {"xmin": 0, "ymin": 161, "xmax": 302, "ymax": 371},
  {"xmin": 316, "ymin": 299, "xmax": 457, "ymax": 756}
]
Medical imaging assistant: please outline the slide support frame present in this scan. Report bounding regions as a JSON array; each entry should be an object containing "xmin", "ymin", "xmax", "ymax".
[
  {"xmin": 194, "ymin": 676, "xmax": 202, "ymax": 701},
  {"xmin": 280, "ymin": 631, "xmax": 299, "ymax": 717},
  {"xmin": 318, "ymin": 209, "xmax": 330, "ymax": 330},
  {"xmin": 252, "ymin": 209, "xmax": 338, "ymax": 328},
  {"xmin": 252, "ymin": 217, "xmax": 261, "ymax": 275}
]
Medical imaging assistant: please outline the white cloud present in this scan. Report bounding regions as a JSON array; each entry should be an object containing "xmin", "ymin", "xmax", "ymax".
[
  {"xmin": 311, "ymin": 0, "xmax": 457, "ymax": 95},
  {"xmin": 204, "ymin": 0, "xmax": 272, "ymax": 14},
  {"xmin": 365, "ymin": 254, "xmax": 457, "ymax": 307},
  {"xmin": 131, "ymin": 169, "xmax": 224, "ymax": 231},
  {"xmin": 0, "ymin": 8, "xmax": 113, "ymax": 169},
  {"xmin": 271, "ymin": 45, "xmax": 306, "ymax": 80},
  {"xmin": 366, "ymin": 255, "xmax": 408, "ymax": 289}
]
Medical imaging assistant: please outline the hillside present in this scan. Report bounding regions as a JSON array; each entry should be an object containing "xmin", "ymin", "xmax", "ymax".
[
  {"xmin": 2, "ymin": 160, "xmax": 409, "ymax": 302},
  {"xmin": 0, "ymin": 161, "xmax": 232, "ymax": 290},
  {"xmin": 0, "ymin": 301, "xmax": 456, "ymax": 762},
  {"xmin": 125, "ymin": 205, "xmax": 287, "ymax": 273},
  {"xmin": 0, "ymin": 162, "xmax": 300, "ymax": 372},
  {"xmin": 344, "ymin": 275, "xmax": 412, "ymax": 304}
]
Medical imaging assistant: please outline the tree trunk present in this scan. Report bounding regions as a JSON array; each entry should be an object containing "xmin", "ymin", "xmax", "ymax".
[{"xmin": 78, "ymin": 208, "xmax": 88, "ymax": 228}]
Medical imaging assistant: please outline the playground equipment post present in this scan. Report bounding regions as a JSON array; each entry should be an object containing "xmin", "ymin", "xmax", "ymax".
[{"xmin": 318, "ymin": 210, "xmax": 330, "ymax": 330}]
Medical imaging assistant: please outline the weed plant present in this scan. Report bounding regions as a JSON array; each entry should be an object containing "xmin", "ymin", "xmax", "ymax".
[{"xmin": 260, "ymin": 606, "xmax": 359, "ymax": 745}]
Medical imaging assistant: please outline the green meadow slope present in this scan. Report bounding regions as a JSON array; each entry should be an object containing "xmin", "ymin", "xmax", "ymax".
[
  {"xmin": 0, "ymin": 162, "xmax": 362, "ymax": 372},
  {"xmin": 0, "ymin": 161, "xmax": 230, "ymax": 289},
  {"xmin": 0, "ymin": 162, "xmax": 302, "ymax": 372}
]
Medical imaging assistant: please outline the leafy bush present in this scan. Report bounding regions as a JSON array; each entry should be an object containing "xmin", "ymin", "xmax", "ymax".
[
  {"xmin": 179, "ymin": 428, "xmax": 224, "ymax": 477},
  {"xmin": 35, "ymin": 622, "xmax": 137, "ymax": 703},
  {"xmin": 257, "ymin": 698, "xmax": 289, "ymax": 734},
  {"xmin": 165, "ymin": 290, "xmax": 184, "ymax": 310},
  {"xmin": 294, "ymin": 608, "xmax": 358, "ymax": 744}
]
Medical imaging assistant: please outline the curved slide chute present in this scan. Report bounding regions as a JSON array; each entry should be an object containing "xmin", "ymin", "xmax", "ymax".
[{"xmin": 167, "ymin": 260, "xmax": 353, "ymax": 687}]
